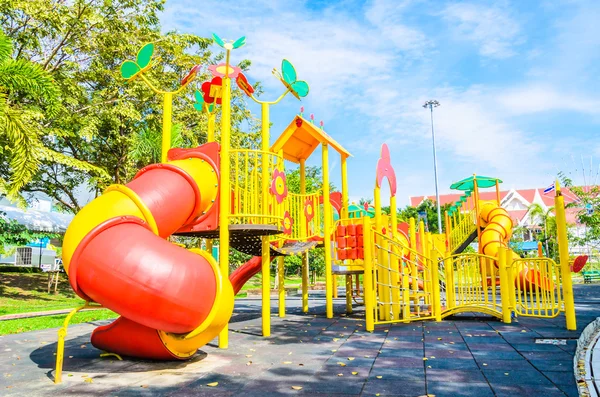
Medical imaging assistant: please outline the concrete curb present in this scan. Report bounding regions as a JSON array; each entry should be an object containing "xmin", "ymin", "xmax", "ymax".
[{"xmin": 575, "ymin": 316, "xmax": 600, "ymax": 396}]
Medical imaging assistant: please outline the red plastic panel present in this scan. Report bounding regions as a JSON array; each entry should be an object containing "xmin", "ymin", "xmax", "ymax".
[
  {"xmin": 336, "ymin": 225, "xmax": 346, "ymax": 237},
  {"xmin": 347, "ymin": 249, "xmax": 357, "ymax": 260},
  {"xmin": 346, "ymin": 224, "xmax": 357, "ymax": 236},
  {"xmin": 336, "ymin": 236, "xmax": 346, "ymax": 248},
  {"xmin": 346, "ymin": 236, "xmax": 357, "ymax": 248},
  {"xmin": 337, "ymin": 249, "xmax": 347, "ymax": 260},
  {"xmin": 356, "ymin": 225, "xmax": 363, "ymax": 236},
  {"xmin": 357, "ymin": 248, "xmax": 364, "ymax": 259},
  {"xmin": 358, "ymin": 235, "xmax": 364, "ymax": 247}
]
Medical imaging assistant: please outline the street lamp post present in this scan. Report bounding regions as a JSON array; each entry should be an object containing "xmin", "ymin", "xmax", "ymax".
[{"xmin": 423, "ymin": 100, "xmax": 442, "ymax": 233}]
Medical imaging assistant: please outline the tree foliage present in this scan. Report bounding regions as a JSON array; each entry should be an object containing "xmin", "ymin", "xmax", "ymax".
[
  {"xmin": 0, "ymin": 27, "xmax": 104, "ymax": 201},
  {"xmin": 0, "ymin": 0, "xmax": 261, "ymax": 212},
  {"xmin": 559, "ymin": 173, "xmax": 600, "ymax": 253},
  {"xmin": 398, "ymin": 199, "xmax": 451, "ymax": 234}
]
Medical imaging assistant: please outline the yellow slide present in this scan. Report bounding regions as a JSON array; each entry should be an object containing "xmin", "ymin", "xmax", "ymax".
[{"xmin": 478, "ymin": 201, "xmax": 552, "ymax": 292}]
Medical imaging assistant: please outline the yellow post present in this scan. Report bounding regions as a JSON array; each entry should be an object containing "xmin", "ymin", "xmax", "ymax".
[
  {"xmin": 498, "ymin": 247, "xmax": 511, "ymax": 324},
  {"xmin": 161, "ymin": 92, "xmax": 173, "ymax": 163},
  {"xmin": 261, "ymin": 102, "xmax": 270, "ymax": 222},
  {"xmin": 278, "ymin": 256, "xmax": 285, "ymax": 318},
  {"xmin": 345, "ymin": 275, "xmax": 353, "ymax": 314},
  {"xmin": 218, "ymin": 75, "xmax": 231, "ymax": 349},
  {"xmin": 537, "ymin": 241, "xmax": 543, "ymax": 257},
  {"xmin": 341, "ymin": 157, "xmax": 349, "ymax": 218},
  {"xmin": 473, "ymin": 175, "xmax": 482, "ymax": 252},
  {"xmin": 409, "ymin": 217, "xmax": 418, "ymax": 296},
  {"xmin": 495, "ymin": 179, "xmax": 501, "ymax": 206},
  {"xmin": 259, "ymin": 101, "xmax": 272, "ymax": 336},
  {"xmin": 363, "ymin": 216, "xmax": 375, "ymax": 331},
  {"xmin": 390, "ymin": 196, "xmax": 398, "ymax": 239},
  {"xmin": 444, "ymin": 251, "xmax": 454, "ymax": 309},
  {"xmin": 374, "ymin": 185, "xmax": 388, "ymax": 319},
  {"xmin": 430, "ymin": 248, "xmax": 442, "ymax": 321},
  {"xmin": 554, "ymin": 180, "xmax": 577, "ymax": 330},
  {"xmin": 322, "ymin": 143, "xmax": 334, "ymax": 318},
  {"xmin": 207, "ymin": 111, "xmax": 216, "ymax": 143},
  {"xmin": 300, "ymin": 159, "xmax": 309, "ymax": 313},
  {"xmin": 333, "ymin": 275, "xmax": 338, "ymax": 298},
  {"xmin": 302, "ymin": 253, "xmax": 309, "ymax": 313},
  {"xmin": 262, "ymin": 237, "xmax": 271, "ymax": 335}
]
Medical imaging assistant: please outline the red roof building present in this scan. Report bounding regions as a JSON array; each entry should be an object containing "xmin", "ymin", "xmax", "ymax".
[{"xmin": 410, "ymin": 187, "xmax": 589, "ymax": 254}]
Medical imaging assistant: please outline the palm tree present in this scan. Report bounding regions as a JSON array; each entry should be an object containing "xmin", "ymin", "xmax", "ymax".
[
  {"xmin": 527, "ymin": 203, "xmax": 555, "ymax": 256},
  {"xmin": 130, "ymin": 123, "xmax": 185, "ymax": 166},
  {"xmin": 0, "ymin": 29, "xmax": 103, "ymax": 200}
]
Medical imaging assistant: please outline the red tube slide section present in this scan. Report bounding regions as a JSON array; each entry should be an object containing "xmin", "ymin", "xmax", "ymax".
[{"xmin": 62, "ymin": 143, "xmax": 233, "ymax": 360}]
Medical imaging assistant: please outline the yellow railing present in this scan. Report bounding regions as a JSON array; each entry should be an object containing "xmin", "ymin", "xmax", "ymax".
[
  {"xmin": 274, "ymin": 191, "xmax": 322, "ymax": 242},
  {"xmin": 230, "ymin": 149, "xmax": 284, "ymax": 226},
  {"xmin": 442, "ymin": 253, "xmax": 502, "ymax": 318},
  {"xmin": 447, "ymin": 209, "xmax": 477, "ymax": 253},
  {"xmin": 511, "ymin": 257, "xmax": 563, "ymax": 318},
  {"xmin": 362, "ymin": 217, "xmax": 439, "ymax": 331}
]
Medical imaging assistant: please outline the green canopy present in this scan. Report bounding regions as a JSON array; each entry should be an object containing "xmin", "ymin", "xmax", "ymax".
[
  {"xmin": 459, "ymin": 196, "xmax": 466, "ymax": 203},
  {"xmin": 450, "ymin": 175, "xmax": 502, "ymax": 191},
  {"xmin": 464, "ymin": 190, "xmax": 472, "ymax": 197}
]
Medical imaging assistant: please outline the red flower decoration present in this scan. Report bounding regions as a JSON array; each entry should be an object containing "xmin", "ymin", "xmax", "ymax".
[
  {"xmin": 304, "ymin": 198, "xmax": 315, "ymax": 222},
  {"xmin": 282, "ymin": 211, "xmax": 293, "ymax": 235},
  {"xmin": 236, "ymin": 72, "xmax": 255, "ymax": 97},
  {"xmin": 364, "ymin": 202, "xmax": 369, "ymax": 211},
  {"xmin": 181, "ymin": 64, "xmax": 201, "ymax": 86},
  {"xmin": 270, "ymin": 169, "xmax": 288, "ymax": 204},
  {"xmin": 201, "ymin": 76, "xmax": 223, "ymax": 104},
  {"xmin": 209, "ymin": 63, "xmax": 241, "ymax": 78}
]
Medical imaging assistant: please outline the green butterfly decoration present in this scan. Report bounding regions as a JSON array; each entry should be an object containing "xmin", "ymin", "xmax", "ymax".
[
  {"xmin": 212, "ymin": 33, "xmax": 246, "ymax": 50},
  {"xmin": 212, "ymin": 33, "xmax": 225, "ymax": 48},
  {"xmin": 120, "ymin": 43, "xmax": 155, "ymax": 80},
  {"xmin": 193, "ymin": 90, "xmax": 214, "ymax": 113},
  {"xmin": 274, "ymin": 59, "xmax": 309, "ymax": 100}
]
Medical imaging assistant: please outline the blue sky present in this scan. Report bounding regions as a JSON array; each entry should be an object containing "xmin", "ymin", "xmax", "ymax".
[{"xmin": 160, "ymin": 0, "xmax": 600, "ymax": 206}]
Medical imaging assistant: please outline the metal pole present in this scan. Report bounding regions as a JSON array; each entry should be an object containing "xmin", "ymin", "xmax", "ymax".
[{"xmin": 424, "ymin": 101, "xmax": 443, "ymax": 233}]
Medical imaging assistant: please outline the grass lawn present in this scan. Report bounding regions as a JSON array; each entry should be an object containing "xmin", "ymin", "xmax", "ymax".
[
  {"xmin": 0, "ymin": 272, "xmax": 116, "ymax": 335},
  {"xmin": 0, "ymin": 271, "xmax": 327, "ymax": 335}
]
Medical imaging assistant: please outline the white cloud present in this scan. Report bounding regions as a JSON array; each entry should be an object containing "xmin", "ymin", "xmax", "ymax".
[
  {"xmin": 159, "ymin": 0, "xmax": 600, "ymax": 205},
  {"xmin": 497, "ymin": 85, "xmax": 600, "ymax": 115},
  {"xmin": 440, "ymin": 2, "xmax": 522, "ymax": 59}
]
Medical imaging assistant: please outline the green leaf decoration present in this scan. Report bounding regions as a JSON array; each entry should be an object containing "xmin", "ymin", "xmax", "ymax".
[
  {"xmin": 121, "ymin": 61, "xmax": 141, "ymax": 79},
  {"xmin": 232, "ymin": 36, "xmax": 246, "ymax": 49},
  {"xmin": 194, "ymin": 90, "xmax": 204, "ymax": 104},
  {"xmin": 212, "ymin": 33, "xmax": 225, "ymax": 48},
  {"xmin": 136, "ymin": 43, "xmax": 154, "ymax": 69},
  {"xmin": 193, "ymin": 103, "xmax": 203, "ymax": 111},
  {"xmin": 208, "ymin": 103, "xmax": 215, "ymax": 112},
  {"xmin": 291, "ymin": 81, "xmax": 309, "ymax": 98},
  {"xmin": 281, "ymin": 59, "xmax": 297, "ymax": 84}
]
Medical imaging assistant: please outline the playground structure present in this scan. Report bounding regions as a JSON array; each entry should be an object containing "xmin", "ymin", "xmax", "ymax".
[{"xmin": 54, "ymin": 34, "xmax": 578, "ymax": 383}]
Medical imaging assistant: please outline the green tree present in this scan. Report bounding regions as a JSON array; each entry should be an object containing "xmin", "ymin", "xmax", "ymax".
[
  {"xmin": 559, "ymin": 173, "xmax": 600, "ymax": 254},
  {"xmin": 0, "ymin": 28, "xmax": 103, "ymax": 201},
  {"xmin": 398, "ymin": 199, "xmax": 451, "ymax": 233},
  {"xmin": 1, "ymin": 0, "xmax": 261, "ymax": 212},
  {"xmin": 527, "ymin": 203, "xmax": 557, "ymax": 259},
  {"xmin": 285, "ymin": 165, "xmax": 335, "ymax": 194}
]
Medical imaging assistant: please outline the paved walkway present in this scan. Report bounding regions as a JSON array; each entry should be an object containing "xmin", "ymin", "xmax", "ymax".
[{"xmin": 1, "ymin": 284, "xmax": 599, "ymax": 397}]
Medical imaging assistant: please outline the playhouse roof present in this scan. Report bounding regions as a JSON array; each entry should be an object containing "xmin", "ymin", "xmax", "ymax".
[{"xmin": 271, "ymin": 115, "xmax": 351, "ymax": 163}]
